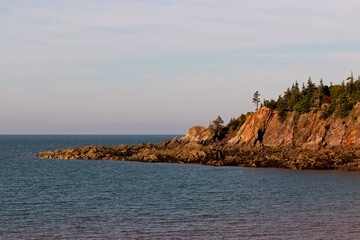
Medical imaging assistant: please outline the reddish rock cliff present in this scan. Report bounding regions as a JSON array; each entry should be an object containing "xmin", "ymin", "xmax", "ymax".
[
  {"xmin": 228, "ymin": 103, "xmax": 360, "ymax": 149},
  {"xmin": 228, "ymin": 107, "xmax": 273, "ymax": 147}
]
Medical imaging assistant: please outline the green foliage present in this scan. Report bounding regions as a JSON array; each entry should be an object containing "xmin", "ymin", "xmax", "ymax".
[
  {"xmin": 209, "ymin": 115, "xmax": 227, "ymax": 141},
  {"xmin": 320, "ymin": 106, "xmax": 334, "ymax": 120},
  {"xmin": 294, "ymin": 96, "xmax": 311, "ymax": 114},
  {"xmin": 263, "ymin": 99, "xmax": 277, "ymax": 110},
  {"xmin": 276, "ymin": 95, "xmax": 288, "ymax": 122},
  {"xmin": 209, "ymin": 116, "xmax": 224, "ymax": 134},
  {"xmin": 335, "ymin": 94, "xmax": 353, "ymax": 118},
  {"xmin": 293, "ymin": 112, "xmax": 301, "ymax": 133},
  {"xmin": 238, "ymin": 114, "xmax": 247, "ymax": 127},
  {"xmin": 262, "ymin": 74, "xmax": 360, "ymax": 119},
  {"xmin": 227, "ymin": 117, "xmax": 240, "ymax": 132},
  {"xmin": 227, "ymin": 114, "xmax": 247, "ymax": 133},
  {"xmin": 278, "ymin": 109, "xmax": 288, "ymax": 123}
]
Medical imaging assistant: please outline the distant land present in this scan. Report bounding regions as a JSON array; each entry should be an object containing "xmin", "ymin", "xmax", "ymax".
[{"xmin": 39, "ymin": 76, "xmax": 360, "ymax": 170}]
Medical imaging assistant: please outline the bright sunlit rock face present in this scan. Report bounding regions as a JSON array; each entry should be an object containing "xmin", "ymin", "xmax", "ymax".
[{"xmin": 229, "ymin": 104, "xmax": 360, "ymax": 149}]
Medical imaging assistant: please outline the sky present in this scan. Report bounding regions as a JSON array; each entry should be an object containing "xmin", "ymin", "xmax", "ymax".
[{"xmin": 1, "ymin": 0, "xmax": 360, "ymax": 134}]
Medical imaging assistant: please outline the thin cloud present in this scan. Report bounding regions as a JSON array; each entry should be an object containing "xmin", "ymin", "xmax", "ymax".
[{"xmin": 1, "ymin": 0, "xmax": 359, "ymax": 133}]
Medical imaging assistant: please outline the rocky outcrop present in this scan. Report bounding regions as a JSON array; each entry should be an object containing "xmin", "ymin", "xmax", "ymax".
[
  {"xmin": 228, "ymin": 107, "xmax": 273, "ymax": 147},
  {"xmin": 262, "ymin": 111, "xmax": 296, "ymax": 147},
  {"xmin": 38, "ymin": 143, "xmax": 360, "ymax": 170},
  {"xmin": 38, "ymin": 140, "xmax": 224, "ymax": 166},
  {"xmin": 37, "ymin": 103, "xmax": 360, "ymax": 171},
  {"xmin": 229, "ymin": 103, "xmax": 360, "ymax": 149},
  {"xmin": 223, "ymin": 146, "xmax": 360, "ymax": 171},
  {"xmin": 181, "ymin": 126, "xmax": 214, "ymax": 143}
]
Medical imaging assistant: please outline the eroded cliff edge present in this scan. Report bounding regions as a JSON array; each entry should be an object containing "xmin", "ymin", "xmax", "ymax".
[{"xmin": 38, "ymin": 103, "xmax": 360, "ymax": 171}]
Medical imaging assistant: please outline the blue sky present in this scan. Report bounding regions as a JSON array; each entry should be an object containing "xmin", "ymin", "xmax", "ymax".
[{"xmin": 1, "ymin": 0, "xmax": 360, "ymax": 134}]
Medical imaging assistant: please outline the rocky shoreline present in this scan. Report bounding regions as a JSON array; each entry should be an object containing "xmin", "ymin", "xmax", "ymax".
[
  {"xmin": 37, "ymin": 137, "xmax": 360, "ymax": 171},
  {"xmin": 37, "ymin": 104, "xmax": 360, "ymax": 171}
]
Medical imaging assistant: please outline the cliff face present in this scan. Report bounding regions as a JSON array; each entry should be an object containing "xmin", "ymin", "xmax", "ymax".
[
  {"xmin": 228, "ymin": 103, "xmax": 360, "ymax": 149},
  {"xmin": 228, "ymin": 107, "xmax": 273, "ymax": 147}
]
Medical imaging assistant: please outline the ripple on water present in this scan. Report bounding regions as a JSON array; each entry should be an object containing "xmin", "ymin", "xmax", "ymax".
[{"xmin": 0, "ymin": 135, "xmax": 360, "ymax": 239}]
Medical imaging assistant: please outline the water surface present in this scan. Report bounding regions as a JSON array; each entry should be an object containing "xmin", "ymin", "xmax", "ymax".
[{"xmin": 1, "ymin": 135, "xmax": 359, "ymax": 239}]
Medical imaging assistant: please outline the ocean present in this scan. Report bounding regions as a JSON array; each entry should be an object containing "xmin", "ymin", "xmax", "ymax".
[{"xmin": 0, "ymin": 135, "xmax": 359, "ymax": 239}]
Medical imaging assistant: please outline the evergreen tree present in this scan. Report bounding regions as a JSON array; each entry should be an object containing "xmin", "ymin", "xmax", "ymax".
[
  {"xmin": 257, "ymin": 74, "xmax": 359, "ymax": 120},
  {"xmin": 227, "ymin": 117, "xmax": 240, "ymax": 132},
  {"xmin": 315, "ymin": 79, "xmax": 324, "ymax": 109},
  {"xmin": 209, "ymin": 116, "xmax": 224, "ymax": 134},
  {"xmin": 289, "ymin": 81, "xmax": 300, "ymax": 109},
  {"xmin": 252, "ymin": 91, "xmax": 261, "ymax": 110}
]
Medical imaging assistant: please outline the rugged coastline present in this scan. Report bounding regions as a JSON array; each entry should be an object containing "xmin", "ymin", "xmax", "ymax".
[
  {"xmin": 38, "ymin": 140, "xmax": 360, "ymax": 171},
  {"xmin": 38, "ymin": 103, "xmax": 360, "ymax": 171}
]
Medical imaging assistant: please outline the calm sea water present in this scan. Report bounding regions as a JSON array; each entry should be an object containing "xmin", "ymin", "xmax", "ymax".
[{"xmin": 0, "ymin": 135, "xmax": 359, "ymax": 239}]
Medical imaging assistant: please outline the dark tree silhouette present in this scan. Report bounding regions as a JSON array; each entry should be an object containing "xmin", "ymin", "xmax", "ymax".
[
  {"xmin": 209, "ymin": 116, "xmax": 225, "ymax": 141},
  {"xmin": 252, "ymin": 91, "xmax": 261, "ymax": 110}
]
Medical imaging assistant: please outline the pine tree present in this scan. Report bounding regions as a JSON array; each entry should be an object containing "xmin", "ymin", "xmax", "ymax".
[
  {"xmin": 252, "ymin": 91, "xmax": 261, "ymax": 110},
  {"xmin": 316, "ymin": 79, "xmax": 324, "ymax": 109},
  {"xmin": 209, "ymin": 116, "xmax": 224, "ymax": 134},
  {"xmin": 209, "ymin": 116, "xmax": 225, "ymax": 141}
]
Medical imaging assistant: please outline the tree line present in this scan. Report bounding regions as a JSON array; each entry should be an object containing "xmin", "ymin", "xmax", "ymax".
[
  {"xmin": 262, "ymin": 74, "xmax": 360, "ymax": 121},
  {"xmin": 208, "ymin": 73, "xmax": 360, "ymax": 141}
]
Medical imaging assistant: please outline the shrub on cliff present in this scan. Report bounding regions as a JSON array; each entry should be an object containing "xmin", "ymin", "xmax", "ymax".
[
  {"xmin": 227, "ymin": 117, "xmax": 240, "ymax": 133},
  {"xmin": 227, "ymin": 114, "xmax": 247, "ymax": 133},
  {"xmin": 209, "ymin": 116, "xmax": 225, "ymax": 140}
]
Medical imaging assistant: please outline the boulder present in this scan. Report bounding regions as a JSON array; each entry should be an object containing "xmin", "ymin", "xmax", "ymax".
[{"xmin": 181, "ymin": 126, "xmax": 214, "ymax": 143}]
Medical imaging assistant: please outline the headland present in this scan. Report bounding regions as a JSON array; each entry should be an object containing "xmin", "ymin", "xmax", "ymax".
[{"xmin": 38, "ymin": 78, "xmax": 360, "ymax": 170}]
